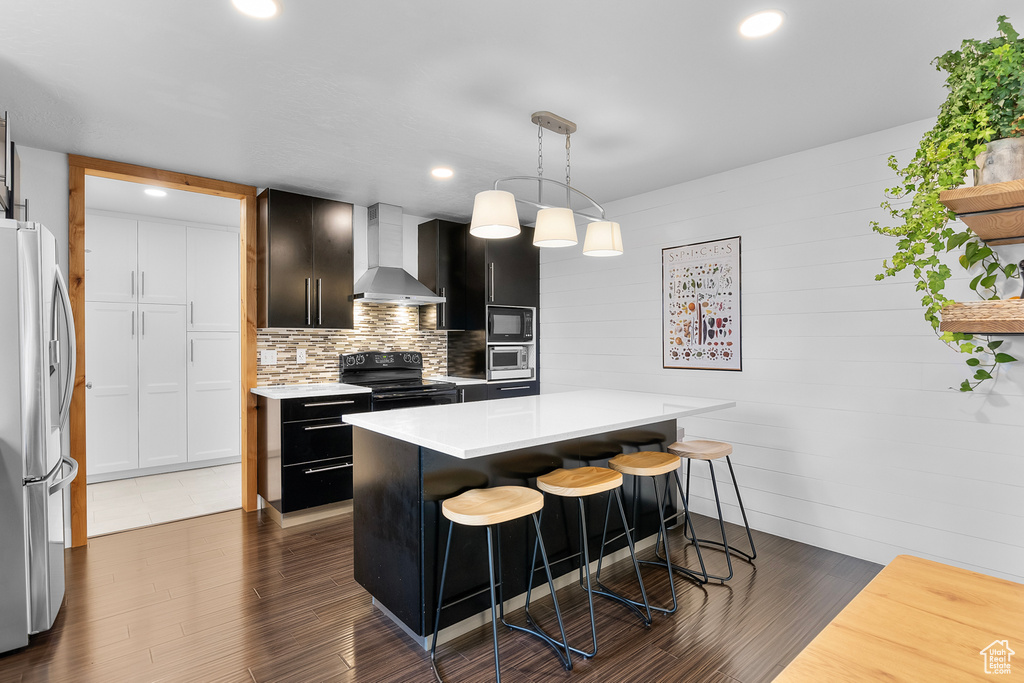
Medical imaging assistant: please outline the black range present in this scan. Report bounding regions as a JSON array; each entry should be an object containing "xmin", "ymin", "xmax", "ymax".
[{"xmin": 341, "ymin": 351, "xmax": 457, "ymax": 410}]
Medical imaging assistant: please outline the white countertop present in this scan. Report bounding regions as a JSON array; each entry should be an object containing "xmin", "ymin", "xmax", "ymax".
[
  {"xmin": 250, "ymin": 383, "xmax": 371, "ymax": 399},
  {"xmin": 343, "ymin": 389, "xmax": 735, "ymax": 459},
  {"xmin": 426, "ymin": 375, "xmax": 488, "ymax": 386}
]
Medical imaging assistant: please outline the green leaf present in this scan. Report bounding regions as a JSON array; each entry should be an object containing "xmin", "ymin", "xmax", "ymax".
[
  {"xmin": 974, "ymin": 369, "xmax": 993, "ymax": 380},
  {"xmin": 980, "ymin": 275, "xmax": 998, "ymax": 289},
  {"xmin": 960, "ymin": 342, "xmax": 975, "ymax": 353},
  {"xmin": 966, "ymin": 357, "xmax": 982, "ymax": 366},
  {"xmin": 960, "ymin": 381, "xmax": 974, "ymax": 392},
  {"xmin": 988, "ymin": 340, "xmax": 1004, "ymax": 349},
  {"xmin": 994, "ymin": 353, "xmax": 1017, "ymax": 363}
]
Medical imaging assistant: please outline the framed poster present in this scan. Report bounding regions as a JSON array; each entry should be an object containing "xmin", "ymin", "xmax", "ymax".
[{"xmin": 662, "ymin": 236, "xmax": 741, "ymax": 370}]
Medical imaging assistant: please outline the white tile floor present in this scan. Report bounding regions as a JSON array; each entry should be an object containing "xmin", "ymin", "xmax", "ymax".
[{"xmin": 87, "ymin": 463, "xmax": 242, "ymax": 537}]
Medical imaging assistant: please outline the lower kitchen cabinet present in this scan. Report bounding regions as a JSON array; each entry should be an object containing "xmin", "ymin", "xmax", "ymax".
[
  {"xmin": 258, "ymin": 393, "xmax": 371, "ymax": 514},
  {"xmin": 138, "ymin": 304, "xmax": 187, "ymax": 469},
  {"xmin": 187, "ymin": 332, "xmax": 241, "ymax": 462},
  {"xmin": 486, "ymin": 380, "xmax": 539, "ymax": 400},
  {"xmin": 85, "ymin": 302, "xmax": 140, "ymax": 476},
  {"xmin": 458, "ymin": 385, "xmax": 488, "ymax": 402}
]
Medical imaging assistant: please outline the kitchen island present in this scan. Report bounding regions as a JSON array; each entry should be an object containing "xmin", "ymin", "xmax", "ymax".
[{"xmin": 344, "ymin": 389, "xmax": 735, "ymax": 646}]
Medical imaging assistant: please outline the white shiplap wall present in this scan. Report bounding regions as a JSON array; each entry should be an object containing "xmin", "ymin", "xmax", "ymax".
[{"xmin": 539, "ymin": 120, "xmax": 1024, "ymax": 582}]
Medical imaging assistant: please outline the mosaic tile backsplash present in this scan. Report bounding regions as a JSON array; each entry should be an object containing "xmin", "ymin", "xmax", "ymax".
[{"xmin": 257, "ymin": 302, "xmax": 447, "ymax": 385}]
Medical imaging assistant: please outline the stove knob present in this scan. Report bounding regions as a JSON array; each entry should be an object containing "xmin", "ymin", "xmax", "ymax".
[
  {"xmin": 412, "ymin": 353, "xmax": 420, "ymax": 363},
  {"xmin": 402, "ymin": 353, "xmax": 411, "ymax": 362},
  {"xmin": 357, "ymin": 355, "xmax": 365, "ymax": 364},
  {"xmin": 345, "ymin": 356, "xmax": 355, "ymax": 366}
]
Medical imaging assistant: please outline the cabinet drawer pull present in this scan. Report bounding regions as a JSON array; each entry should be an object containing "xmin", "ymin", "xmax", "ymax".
[
  {"xmin": 440, "ymin": 286, "xmax": 446, "ymax": 327},
  {"xmin": 500, "ymin": 386, "xmax": 530, "ymax": 391},
  {"xmin": 489, "ymin": 263, "xmax": 495, "ymax": 303},
  {"xmin": 131, "ymin": 271, "xmax": 135, "ymax": 297},
  {"xmin": 303, "ymin": 463, "xmax": 353, "ymax": 474},
  {"xmin": 303, "ymin": 400, "xmax": 356, "ymax": 407},
  {"xmin": 317, "ymin": 278, "xmax": 322, "ymax": 325},
  {"xmin": 303, "ymin": 423, "xmax": 347, "ymax": 431}
]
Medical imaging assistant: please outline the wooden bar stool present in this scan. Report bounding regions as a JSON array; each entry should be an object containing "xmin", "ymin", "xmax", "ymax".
[
  {"xmin": 667, "ymin": 440, "xmax": 756, "ymax": 583},
  {"xmin": 528, "ymin": 467, "xmax": 651, "ymax": 659},
  {"xmin": 601, "ymin": 451, "xmax": 705, "ymax": 613},
  {"xmin": 430, "ymin": 486, "xmax": 571, "ymax": 683}
]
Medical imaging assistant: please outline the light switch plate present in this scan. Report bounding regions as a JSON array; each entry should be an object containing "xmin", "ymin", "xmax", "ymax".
[
  {"xmin": 261, "ymin": 349, "xmax": 278, "ymax": 365},
  {"xmin": 296, "ymin": 348, "xmax": 307, "ymax": 363}
]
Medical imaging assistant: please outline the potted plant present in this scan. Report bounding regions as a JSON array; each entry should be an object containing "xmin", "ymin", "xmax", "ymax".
[{"xmin": 872, "ymin": 15, "xmax": 1023, "ymax": 391}]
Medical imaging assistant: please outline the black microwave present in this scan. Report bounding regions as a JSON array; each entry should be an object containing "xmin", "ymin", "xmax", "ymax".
[{"xmin": 486, "ymin": 306, "xmax": 534, "ymax": 343}]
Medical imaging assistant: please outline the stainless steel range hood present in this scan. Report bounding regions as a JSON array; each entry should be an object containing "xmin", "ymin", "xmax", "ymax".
[{"xmin": 352, "ymin": 203, "xmax": 445, "ymax": 306}]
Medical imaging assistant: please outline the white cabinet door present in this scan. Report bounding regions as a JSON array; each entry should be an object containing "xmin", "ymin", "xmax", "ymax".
[
  {"xmin": 187, "ymin": 227, "xmax": 239, "ymax": 332},
  {"xmin": 85, "ymin": 214, "xmax": 137, "ymax": 303},
  {"xmin": 187, "ymin": 332, "xmax": 240, "ymax": 462},
  {"xmin": 138, "ymin": 221, "xmax": 186, "ymax": 305},
  {"xmin": 138, "ymin": 304, "xmax": 187, "ymax": 469},
  {"xmin": 85, "ymin": 302, "xmax": 139, "ymax": 476}
]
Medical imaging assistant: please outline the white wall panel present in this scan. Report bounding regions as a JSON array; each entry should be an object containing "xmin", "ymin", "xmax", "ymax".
[{"xmin": 539, "ymin": 118, "xmax": 1024, "ymax": 582}]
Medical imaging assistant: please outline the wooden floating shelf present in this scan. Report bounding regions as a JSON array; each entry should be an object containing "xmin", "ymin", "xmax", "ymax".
[
  {"xmin": 939, "ymin": 300, "xmax": 1024, "ymax": 334},
  {"xmin": 939, "ymin": 179, "xmax": 1024, "ymax": 245}
]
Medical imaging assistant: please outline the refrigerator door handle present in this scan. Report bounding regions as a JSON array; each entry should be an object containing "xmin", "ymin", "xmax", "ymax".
[
  {"xmin": 47, "ymin": 456, "xmax": 79, "ymax": 496},
  {"xmin": 52, "ymin": 267, "xmax": 76, "ymax": 432}
]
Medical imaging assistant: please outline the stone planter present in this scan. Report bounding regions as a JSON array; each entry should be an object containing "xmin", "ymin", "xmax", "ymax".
[{"xmin": 975, "ymin": 137, "xmax": 1024, "ymax": 185}]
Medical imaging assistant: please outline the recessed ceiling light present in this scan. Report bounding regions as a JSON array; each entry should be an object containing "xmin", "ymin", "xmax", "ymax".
[
  {"xmin": 739, "ymin": 10, "xmax": 784, "ymax": 38},
  {"xmin": 144, "ymin": 188, "xmax": 167, "ymax": 197},
  {"xmin": 431, "ymin": 168, "xmax": 454, "ymax": 179},
  {"xmin": 232, "ymin": 0, "xmax": 279, "ymax": 19}
]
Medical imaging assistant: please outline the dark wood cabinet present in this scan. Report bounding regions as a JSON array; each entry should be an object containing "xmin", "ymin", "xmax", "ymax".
[
  {"xmin": 458, "ymin": 384, "xmax": 488, "ymax": 402},
  {"xmin": 418, "ymin": 221, "xmax": 539, "ymax": 333},
  {"xmin": 480, "ymin": 228, "xmax": 539, "ymax": 307},
  {"xmin": 417, "ymin": 219, "xmax": 470, "ymax": 330},
  {"xmin": 486, "ymin": 380, "xmax": 539, "ymax": 400},
  {"xmin": 258, "ymin": 188, "xmax": 354, "ymax": 329},
  {"xmin": 257, "ymin": 392, "xmax": 371, "ymax": 515}
]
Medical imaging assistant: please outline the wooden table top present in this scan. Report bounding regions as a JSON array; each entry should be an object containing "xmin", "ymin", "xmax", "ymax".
[{"xmin": 776, "ymin": 554, "xmax": 1024, "ymax": 681}]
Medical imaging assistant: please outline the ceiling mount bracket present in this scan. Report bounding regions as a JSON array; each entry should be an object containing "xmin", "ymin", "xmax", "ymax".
[{"xmin": 531, "ymin": 111, "xmax": 577, "ymax": 136}]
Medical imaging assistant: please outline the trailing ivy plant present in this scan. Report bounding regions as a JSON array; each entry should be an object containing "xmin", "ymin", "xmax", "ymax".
[{"xmin": 872, "ymin": 15, "xmax": 1024, "ymax": 391}]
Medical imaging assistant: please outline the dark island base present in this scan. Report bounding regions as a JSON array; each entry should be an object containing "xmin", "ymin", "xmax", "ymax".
[{"xmin": 352, "ymin": 421, "xmax": 678, "ymax": 641}]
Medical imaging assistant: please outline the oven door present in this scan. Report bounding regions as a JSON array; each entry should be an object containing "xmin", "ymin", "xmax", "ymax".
[{"xmin": 372, "ymin": 390, "xmax": 458, "ymax": 411}]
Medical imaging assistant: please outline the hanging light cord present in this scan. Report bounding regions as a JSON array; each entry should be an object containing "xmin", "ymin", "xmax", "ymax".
[{"xmin": 565, "ymin": 133, "xmax": 571, "ymax": 188}]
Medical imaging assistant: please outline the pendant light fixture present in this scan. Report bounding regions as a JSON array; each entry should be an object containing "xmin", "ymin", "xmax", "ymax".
[{"xmin": 469, "ymin": 111, "xmax": 623, "ymax": 256}]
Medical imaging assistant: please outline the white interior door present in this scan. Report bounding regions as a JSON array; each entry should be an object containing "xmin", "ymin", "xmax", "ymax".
[
  {"xmin": 138, "ymin": 304, "xmax": 187, "ymax": 469},
  {"xmin": 187, "ymin": 226, "xmax": 239, "ymax": 332},
  {"xmin": 138, "ymin": 221, "xmax": 186, "ymax": 305},
  {"xmin": 85, "ymin": 302, "xmax": 139, "ymax": 476},
  {"xmin": 85, "ymin": 214, "xmax": 137, "ymax": 303},
  {"xmin": 187, "ymin": 331, "xmax": 240, "ymax": 462}
]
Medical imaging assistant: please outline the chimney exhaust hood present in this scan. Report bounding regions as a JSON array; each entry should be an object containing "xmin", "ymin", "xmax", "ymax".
[{"xmin": 352, "ymin": 203, "xmax": 445, "ymax": 306}]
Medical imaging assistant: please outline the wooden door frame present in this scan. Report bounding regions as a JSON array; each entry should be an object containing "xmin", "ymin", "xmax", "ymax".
[{"xmin": 67, "ymin": 155, "xmax": 258, "ymax": 548}]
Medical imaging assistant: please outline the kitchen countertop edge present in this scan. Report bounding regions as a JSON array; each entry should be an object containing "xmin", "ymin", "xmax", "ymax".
[
  {"xmin": 250, "ymin": 383, "xmax": 372, "ymax": 399},
  {"xmin": 344, "ymin": 389, "xmax": 736, "ymax": 459}
]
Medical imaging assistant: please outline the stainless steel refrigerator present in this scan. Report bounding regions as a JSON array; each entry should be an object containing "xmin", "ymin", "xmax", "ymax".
[{"xmin": 1, "ymin": 218, "xmax": 78, "ymax": 654}]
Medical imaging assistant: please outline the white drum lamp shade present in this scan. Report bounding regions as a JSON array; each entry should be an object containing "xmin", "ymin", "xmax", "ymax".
[
  {"xmin": 583, "ymin": 221, "xmax": 623, "ymax": 257},
  {"xmin": 470, "ymin": 190, "xmax": 521, "ymax": 239},
  {"xmin": 533, "ymin": 207, "xmax": 578, "ymax": 247}
]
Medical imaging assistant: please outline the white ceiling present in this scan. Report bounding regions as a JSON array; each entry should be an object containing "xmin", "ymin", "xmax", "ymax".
[
  {"xmin": 1, "ymin": 1, "xmax": 1018, "ymax": 221},
  {"xmin": 85, "ymin": 175, "xmax": 241, "ymax": 227}
]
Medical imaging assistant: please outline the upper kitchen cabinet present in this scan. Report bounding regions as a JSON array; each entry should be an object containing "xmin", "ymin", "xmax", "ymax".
[
  {"xmin": 418, "ymin": 219, "xmax": 470, "ymax": 330},
  {"xmin": 86, "ymin": 214, "xmax": 186, "ymax": 305},
  {"xmin": 481, "ymin": 226, "xmax": 539, "ymax": 307},
  {"xmin": 418, "ymin": 221, "xmax": 539, "ymax": 331},
  {"xmin": 186, "ymin": 226, "xmax": 239, "ymax": 332},
  {"xmin": 257, "ymin": 188, "xmax": 354, "ymax": 329}
]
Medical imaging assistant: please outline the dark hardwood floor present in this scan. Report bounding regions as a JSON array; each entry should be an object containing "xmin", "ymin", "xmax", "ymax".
[{"xmin": 0, "ymin": 509, "xmax": 881, "ymax": 683}]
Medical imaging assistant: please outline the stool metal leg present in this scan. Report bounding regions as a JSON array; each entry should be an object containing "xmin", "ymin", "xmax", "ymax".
[
  {"xmin": 653, "ymin": 468, "xmax": 711, "ymax": 584},
  {"xmin": 429, "ymin": 519, "xmax": 455, "ymax": 683},
  {"xmin": 593, "ymin": 488, "xmax": 653, "ymax": 625},
  {"xmin": 726, "ymin": 456, "xmax": 757, "ymax": 561},
  {"xmin": 485, "ymin": 526, "xmax": 502, "ymax": 683},
  {"xmin": 504, "ymin": 513, "xmax": 573, "ymax": 671}
]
